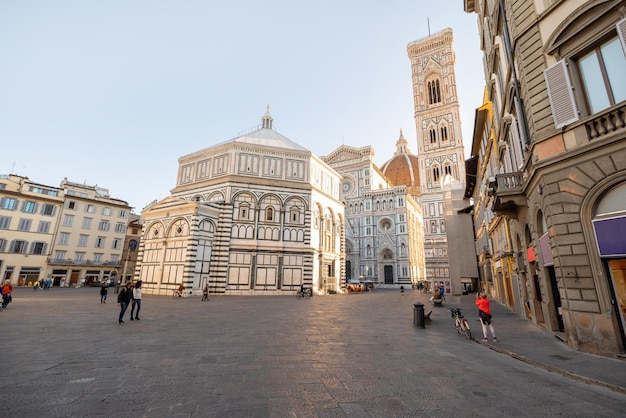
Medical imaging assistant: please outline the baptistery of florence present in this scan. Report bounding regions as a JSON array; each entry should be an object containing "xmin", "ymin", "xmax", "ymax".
[{"xmin": 135, "ymin": 109, "xmax": 345, "ymax": 296}]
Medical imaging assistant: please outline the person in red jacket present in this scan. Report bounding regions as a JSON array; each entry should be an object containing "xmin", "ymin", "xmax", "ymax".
[
  {"xmin": 476, "ymin": 292, "xmax": 498, "ymax": 342},
  {"xmin": 1, "ymin": 280, "xmax": 15, "ymax": 309}
]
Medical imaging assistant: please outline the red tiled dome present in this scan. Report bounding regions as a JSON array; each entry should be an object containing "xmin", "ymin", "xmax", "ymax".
[{"xmin": 380, "ymin": 131, "xmax": 420, "ymax": 195}]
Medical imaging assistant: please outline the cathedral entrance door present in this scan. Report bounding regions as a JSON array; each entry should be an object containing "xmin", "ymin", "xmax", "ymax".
[{"xmin": 384, "ymin": 265, "xmax": 393, "ymax": 284}]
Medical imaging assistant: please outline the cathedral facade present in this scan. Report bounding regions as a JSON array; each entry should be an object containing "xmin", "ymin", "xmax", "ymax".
[
  {"xmin": 136, "ymin": 110, "xmax": 345, "ymax": 296},
  {"xmin": 322, "ymin": 142, "xmax": 425, "ymax": 288}
]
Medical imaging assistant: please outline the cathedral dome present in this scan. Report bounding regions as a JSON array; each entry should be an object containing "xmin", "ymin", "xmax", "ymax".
[{"xmin": 380, "ymin": 131, "xmax": 421, "ymax": 195}]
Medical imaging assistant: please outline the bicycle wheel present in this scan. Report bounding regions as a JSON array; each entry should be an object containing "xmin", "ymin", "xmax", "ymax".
[
  {"xmin": 304, "ymin": 291, "xmax": 311, "ymax": 299},
  {"xmin": 461, "ymin": 319, "xmax": 472, "ymax": 339},
  {"xmin": 455, "ymin": 319, "xmax": 463, "ymax": 335}
]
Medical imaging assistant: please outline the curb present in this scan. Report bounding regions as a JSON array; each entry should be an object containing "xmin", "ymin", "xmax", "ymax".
[{"xmin": 475, "ymin": 339, "xmax": 626, "ymax": 395}]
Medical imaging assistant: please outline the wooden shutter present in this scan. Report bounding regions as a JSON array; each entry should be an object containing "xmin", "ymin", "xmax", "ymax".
[
  {"xmin": 618, "ymin": 18, "xmax": 626, "ymax": 56},
  {"xmin": 544, "ymin": 60, "xmax": 579, "ymax": 129}
]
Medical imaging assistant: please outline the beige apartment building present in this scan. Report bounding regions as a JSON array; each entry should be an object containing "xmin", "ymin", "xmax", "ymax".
[
  {"xmin": 0, "ymin": 175, "xmax": 64, "ymax": 285},
  {"xmin": 0, "ymin": 174, "xmax": 132, "ymax": 287},
  {"xmin": 464, "ymin": 0, "xmax": 626, "ymax": 355},
  {"xmin": 50, "ymin": 179, "xmax": 132, "ymax": 286}
]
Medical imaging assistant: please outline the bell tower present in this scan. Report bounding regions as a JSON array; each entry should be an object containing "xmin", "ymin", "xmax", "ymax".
[{"xmin": 406, "ymin": 28, "xmax": 467, "ymax": 294}]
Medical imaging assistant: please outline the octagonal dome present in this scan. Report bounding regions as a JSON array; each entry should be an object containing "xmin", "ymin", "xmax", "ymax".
[{"xmin": 380, "ymin": 131, "xmax": 421, "ymax": 195}]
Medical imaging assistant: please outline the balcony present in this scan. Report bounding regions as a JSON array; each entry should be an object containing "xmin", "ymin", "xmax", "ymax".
[
  {"xmin": 46, "ymin": 258, "xmax": 122, "ymax": 268},
  {"xmin": 488, "ymin": 172, "xmax": 526, "ymax": 217},
  {"xmin": 584, "ymin": 102, "xmax": 626, "ymax": 142}
]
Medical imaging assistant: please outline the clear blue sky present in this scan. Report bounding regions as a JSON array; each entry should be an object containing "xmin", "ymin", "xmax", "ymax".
[{"xmin": 1, "ymin": 0, "xmax": 484, "ymax": 212}]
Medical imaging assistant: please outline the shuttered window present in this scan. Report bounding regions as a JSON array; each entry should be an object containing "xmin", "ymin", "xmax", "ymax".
[{"xmin": 544, "ymin": 60, "xmax": 579, "ymax": 129}]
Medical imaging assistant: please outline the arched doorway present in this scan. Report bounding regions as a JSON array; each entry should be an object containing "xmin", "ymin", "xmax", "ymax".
[
  {"xmin": 382, "ymin": 249, "xmax": 394, "ymax": 284},
  {"xmin": 591, "ymin": 182, "xmax": 626, "ymax": 349}
]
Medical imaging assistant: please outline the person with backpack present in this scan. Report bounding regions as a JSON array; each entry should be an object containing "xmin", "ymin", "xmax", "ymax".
[{"xmin": 117, "ymin": 282, "xmax": 132, "ymax": 324}]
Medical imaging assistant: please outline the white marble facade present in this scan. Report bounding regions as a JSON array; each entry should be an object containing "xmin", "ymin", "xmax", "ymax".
[
  {"xmin": 136, "ymin": 110, "xmax": 345, "ymax": 296},
  {"xmin": 322, "ymin": 145, "xmax": 425, "ymax": 288}
]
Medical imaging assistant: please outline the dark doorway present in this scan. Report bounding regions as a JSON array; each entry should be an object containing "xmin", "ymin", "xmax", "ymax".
[
  {"xmin": 547, "ymin": 266, "xmax": 564, "ymax": 331},
  {"xmin": 384, "ymin": 265, "xmax": 393, "ymax": 284}
]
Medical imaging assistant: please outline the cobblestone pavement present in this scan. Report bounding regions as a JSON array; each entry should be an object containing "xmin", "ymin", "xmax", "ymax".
[{"xmin": 1, "ymin": 287, "xmax": 625, "ymax": 417}]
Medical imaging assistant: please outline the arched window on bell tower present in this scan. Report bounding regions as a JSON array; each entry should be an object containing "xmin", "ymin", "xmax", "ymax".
[
  {"xmin": 428, "ymin": 79, "xmax": 442, "ymax": 105},
  {"xmin": 433, "ymin": 166, "xmax": 441, "ymax": 182},
  {"xmin": 429, "ymin": 128, "xmax": 437, "ymax": 144}
]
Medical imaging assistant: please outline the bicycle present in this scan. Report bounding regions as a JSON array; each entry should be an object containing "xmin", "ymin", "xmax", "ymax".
[
  {"xmin": 451, "ymin": 308, "xmax": 472, "ymax": 339},
  {"xmin": 172, "ymin": 289, "xmax": 188, "ymax": 299},
  {"xmin": 296, "ymin": 289, "xmax": 312, "ymax": 299}
]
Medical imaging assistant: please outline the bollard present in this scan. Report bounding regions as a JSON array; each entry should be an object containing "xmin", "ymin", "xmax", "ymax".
[{"xmin": 414, "ymin": 302, "xmax": 425, "ymax": 328}]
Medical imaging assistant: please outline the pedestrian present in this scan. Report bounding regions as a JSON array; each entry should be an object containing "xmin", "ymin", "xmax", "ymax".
[
  {"xmin": 201, "ymin": 282, "xmax": 209, "ymax": 302},
  {"xmin": 1, "ymin": 280, "xmax": 14, "ymax": 309},
  {"xmin": 400, "ymin": 285, "xmax": 404, "ymax": 295},
  {"xmin": 176, "ymin": 283, "xmax": 185, "ymax": 298},
  {"xmin": 130, "ymin": 280, "xmax": 142, "ymax": 320},
  {"xmin": 100, "ymin": 281, "xmax": 109, "ymax": 303},
  {"xmin": 117, "ymin": 281, "xmax": 132, "ymax": 324},
  {"xmin": 476, "ymin": 292, "xmax": 498, "ymax": 342},
  {"xmin": 439, "ymin": 283, "xmax": 445, "ymax": 301}
]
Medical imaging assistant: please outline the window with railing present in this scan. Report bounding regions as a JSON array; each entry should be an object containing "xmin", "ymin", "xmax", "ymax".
[{"xmin": 544, "ymin": 18, "xmax": 626, "ymax": 128}]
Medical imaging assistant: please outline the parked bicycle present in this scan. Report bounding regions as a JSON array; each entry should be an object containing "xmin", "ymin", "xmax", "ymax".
[
  {"xmin": 451, "ymin": 307, "xmax": 472, "ymax": 339},
  {"xmin": 296, "ymin": 288, "xmax": 312, "ymax": 299}
]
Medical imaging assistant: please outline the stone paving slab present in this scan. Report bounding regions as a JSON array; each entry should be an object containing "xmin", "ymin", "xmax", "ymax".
[{"xmin": 1, "ymin": 287, "xmax": 625, "ymax": 417}]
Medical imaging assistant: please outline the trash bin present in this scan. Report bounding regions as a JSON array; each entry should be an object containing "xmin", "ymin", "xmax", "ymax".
[{"xmin": 414, "ymin": 302, "xmax": 425, "ymax": 328}]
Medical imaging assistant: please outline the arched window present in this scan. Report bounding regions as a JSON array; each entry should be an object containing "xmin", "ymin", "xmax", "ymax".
[
  {"xmin": 433, "ymin": 166, "xmax": 440, "ymax": 182},
  {"xmin": 428, "ymin": 79, "xmax": 442, "ymax": 104},
  {"xmin": 266, "ymin": 207, "xmax": 274, "ymax": 221},
  {"xmin": 290, "ymin": 208, "xmax": 299, "ymax": 222},
  {"xmin": 444, "ymin": 164, "xmax": 452, "ymax": 176},
  {"xmin": 430, "ymin": 129, "xmax": 437, "ymax": 144},
  {"xmin": 440, "ymin": 126, "xmax": 448, "ymax": 141}
]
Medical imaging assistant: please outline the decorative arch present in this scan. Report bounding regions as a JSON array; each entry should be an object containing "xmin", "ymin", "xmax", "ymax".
[
  {"xmin": 146, "ymin": 221, "xmax": 165, "ymax": 239},
  {"xmin": 233, "ymin": 192, "xmax": 256, "ymax": 221},
  {"xmin": 381, "ymin": 249, "xmax": 394, "ymax": 259},
  {"xmin": 207, "ymin": 191, "xmax": 225, "ymax": 202},
  {"xmin": 167, "ymin": 218, "xmax": 190, "ymax": 237},
  {"xmin": 582, "ymin": 173, "xmax": 626, "ymax": 314},
  {"xmin": 260, "ymin": 194, "xmax": 281, "ymax": 223}
]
